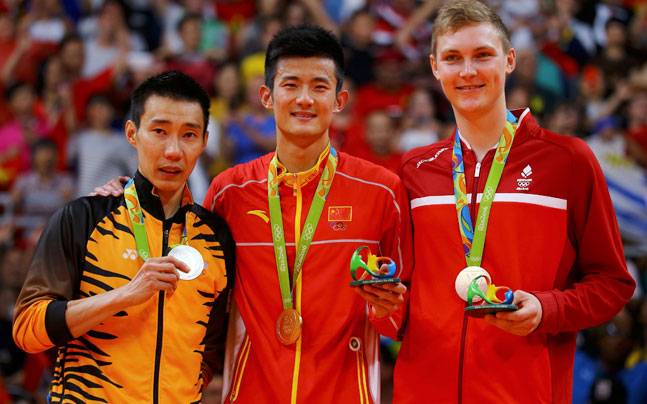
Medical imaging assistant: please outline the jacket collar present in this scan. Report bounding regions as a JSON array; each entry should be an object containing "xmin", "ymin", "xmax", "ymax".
[{"xmin": 133, "ymin": 171, "xmax": 193, "ymax": 223}]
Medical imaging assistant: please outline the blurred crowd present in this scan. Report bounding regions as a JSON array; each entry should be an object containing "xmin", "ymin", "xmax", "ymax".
[{"xmin": 0, "ymin": 0, "xmax": 646, "ymax": 403}]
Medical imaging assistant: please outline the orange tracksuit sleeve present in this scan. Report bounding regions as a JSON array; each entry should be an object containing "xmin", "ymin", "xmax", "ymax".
[{"xmin": 13, "ymin": 203, "xmax": 82, "ymax": 353}]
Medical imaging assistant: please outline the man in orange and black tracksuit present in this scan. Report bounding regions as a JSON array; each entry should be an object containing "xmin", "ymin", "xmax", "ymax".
[{"xmin": 13, "ymin": 71, "xmax": 235, "ymax": 403}]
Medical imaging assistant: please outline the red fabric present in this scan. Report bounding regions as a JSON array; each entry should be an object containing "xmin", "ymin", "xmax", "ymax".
[
  {"xmin": 395, "ymin": 109, "xmax": 634, "ymax": 403},
  {"xmin": 353, "ymin": 84, "xmax": 414, "ymax": 120},
  {"xmin": 628, "ymin": 126, "xmax": 647, "ymax": 155},
  {"xmin": 204, "ymin": 151, "xmax": 412, "ymax": 403},
  {"xmin": 22, "ymin": 352, "xmax": 51, "ymax": 393},
  {"xmin": 165, "ymin": 58, "xmax": 216, "ymax": 97},
  {"xmin": 213, "ymin": 0, "xmax": 256, "ymax": 23},
  {"xmin": 0, "ymin": 41, "xmax": 58, "ymax": 85},
  {"xmin": 0, "ymin": 380, "xmax": 9, "ymax": 404},
  {"xmin": 353, "ymin": 147, "xmax": 402, "ymax": 174},
  {"xmin": 34, "ymin": 101, "xmax": 70, "ymax": 170},
  {"xmin": 71, "ymin": 68, "xmax": 114, "ymax": 123},
  {"xmin": 541, "ymin": 43, "xmax": 579, "ymax": 77}
]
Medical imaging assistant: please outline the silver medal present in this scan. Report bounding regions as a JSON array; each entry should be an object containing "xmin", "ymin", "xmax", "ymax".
[{"xmin": 169, "ymin": 245, "xmax": 204, "ymax": 280}]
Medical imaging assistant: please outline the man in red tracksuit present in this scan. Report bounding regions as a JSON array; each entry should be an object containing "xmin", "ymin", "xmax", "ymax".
[
  {"xmin": 389, "ymin": 1, "xmax": 635, "ymax": 403},
  {"xmin": 205, "ymin": 26, "xmax": 412, "ymax": 403}
]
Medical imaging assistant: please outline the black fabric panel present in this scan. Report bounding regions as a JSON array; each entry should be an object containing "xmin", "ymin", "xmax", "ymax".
[{"xmin": 45, "ymin": 300, "xmax": 74, "ymax": 346}]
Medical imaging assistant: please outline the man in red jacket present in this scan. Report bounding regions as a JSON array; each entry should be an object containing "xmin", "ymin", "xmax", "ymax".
[
  {"xmin": 205, "ymin": 26, "xmax": 411, "ymax": 403},
  {"xmin": 391, "ymin": 1, "xmax": 635, "ymax": 403}
]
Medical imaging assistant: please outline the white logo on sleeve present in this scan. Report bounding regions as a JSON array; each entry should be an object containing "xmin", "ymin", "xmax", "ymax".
[
  {"xmin": 416, "ymin": 147, "xmax": 449, "ymax": 168},
  {"xmin": 122, "ymin": 249, "xmax": 138, "ymax": 260},
  {"xmin": 516, "ymin": 164, "xmax": 533, "ymax": 191}
]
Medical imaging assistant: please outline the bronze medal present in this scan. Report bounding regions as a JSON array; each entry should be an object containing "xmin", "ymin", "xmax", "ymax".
[{"xmin": 276, "ymin": 308, "xmax": 302, "ymax": 345}]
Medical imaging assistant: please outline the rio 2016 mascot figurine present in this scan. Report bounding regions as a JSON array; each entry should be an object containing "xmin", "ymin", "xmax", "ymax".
[
  {"xmin": 454, "ymin": 266, "xmax": 517, "ymax": 317},
  {"xmin": 350, "ymin": 246, "xmax": 400, "ymax": 286}
]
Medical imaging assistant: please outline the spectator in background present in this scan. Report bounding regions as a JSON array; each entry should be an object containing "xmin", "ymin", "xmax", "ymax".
[
  {"xmin": 238, "ymin": 0, "xmax": 283, "ymax": 58},
  {"xmin": 353, "ymin": 47, "xmax": 414, "ymax": 119},
  {"xmin": 240, "ymin": 15, "xmax": 283, "ymax": 80},
  {"xmin": 34, "ymin": 55, "xmax": 76, "ymax": 167},
  {"xmin": 23, "ymin": 0, "xmax": 72, "ymax": 45},
  {"xmin": 543, "ymin": 0, "xmax": 595, "ymax": 74},
  {"xmin": 163, "ymin": 13, "xmax": 217, "ymax": 92},
  {"xmin": 0, "ymin": 13, "xmax": 17, "ymax": 85},
  {"xmin": 593, "ymin": 17, "xmax": 641, "ymax": 90},
  {"xmin": 10, "ymin": 138, "xmax": 74, "ymax": 230},
  {"xmin": 507, "ymin": 48, "xmax": 564, "ymax": 118},
  {"xmin": 372, "ymin": 0, "xmax": 430, "ymax": 60},
  {"xmin": 224, "ymin": 74, "xmax": 275, "ymax": 164},
  {"xmin": 67, "ymin": 94, "xmax": 136, "ymax": 197},
  {"xmin": 587, "ymin": 116, "xmax": 647, "ymax": 245},
  {"xmin": 81, "ymin": 0, "xmax": 144, "ymax": 78},
  {"xmin": 354, "ymin": 109, "xmax": 402, "ymax": 173},
  {"xmin": 0, "ymin": 82, "xmax": 50, "ymax": 190},
  {"xmin": 158, "ymin": 0, "xmax": 229, "ymax": 61},
  {"xmin": 399, "ymin": 88, "xmax": 440, "ymax": 152},
  {"xmin": 546, "ymin": 102, "xmax": 583, "ymax": 137},
  {"xmin": 627, "ymin": 89, "xmax": 647, "ymax": 163},
  {"xmin": 57, "ymin": 33, "xmax": 127, "ymax": 123},
  {"xmin": 577, "ymin": 65, "xmax": 633, "ymax": 131},
  {"xmin": 207, "ymin": 61, "xmax": 244, "ymax": 175},
  {"xmin": 341, "ymin": 8, "xmax": 377, "ymax": 88},
  {"xmin": 573, "ymin": 309, "xmax": 647, "ymax": 404},
  {"xmin": 345, "ymin": 47, "xmax": 413, "ymax": 157}
]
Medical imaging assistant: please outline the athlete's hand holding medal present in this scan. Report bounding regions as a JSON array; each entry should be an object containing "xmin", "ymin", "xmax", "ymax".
[
  {"xmin": 451, "ymin": 113, "xmax": 542, "ymax": 336},
  {"xmin": 120, "ymin": 256, "xmax": 191, "ymax": 304}
]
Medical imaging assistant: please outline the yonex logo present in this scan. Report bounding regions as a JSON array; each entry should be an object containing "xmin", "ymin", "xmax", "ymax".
[{"xmin": 122, "ymin": 249, "xmax": 138, "ymax": 260}]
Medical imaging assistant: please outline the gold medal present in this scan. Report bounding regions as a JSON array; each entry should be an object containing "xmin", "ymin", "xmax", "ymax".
[{"xmin": 276, "ymin": 308, "xmax": 302, "ymax": 345}]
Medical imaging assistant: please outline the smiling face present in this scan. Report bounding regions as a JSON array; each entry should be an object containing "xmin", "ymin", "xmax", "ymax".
[
  {"xmin": 126, "ymin": 95, "xmax": 207, "ymax": 201},
  {"xmin": 260, "ymin": 56, "xmax": 348, "ymax": 147},
  {"xmin": 430, "ymin": 23, "xmax": 515, "ymax": 119}
]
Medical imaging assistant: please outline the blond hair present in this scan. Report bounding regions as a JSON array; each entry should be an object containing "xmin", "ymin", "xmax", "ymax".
[{"xmin": 431, "ymin": 0, "xmax": 511, "ymax": 55}]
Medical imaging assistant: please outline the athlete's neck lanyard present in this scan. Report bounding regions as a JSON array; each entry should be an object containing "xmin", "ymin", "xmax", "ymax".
[
  {"xmin": 268, "ymin": 145, "xmax": 338, "ymax": 310},
  {"xmin": 124, "ymin": 179, "xmax": 189, "ymax": 260},
  {"xmin": 452, "ymin": 111, "xmax": 518, "ymax": 267}
]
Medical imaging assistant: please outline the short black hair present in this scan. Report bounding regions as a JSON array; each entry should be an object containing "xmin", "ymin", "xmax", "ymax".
[
  {"xmin": 5, "ymin": 81, "xmax": 31, "ymax": 101},
  {"xmin": 59, "ymin": 32, "xmax": 82, "ymax": 50},
  {"xmin": 265, "ymin": 25, "xmax": 345, "ymax": 93},
  {"xmin": 31, "ymin": 138, "xmax": 58, "ymax": 156},
  {"xmin": 177, "ymin": 12, "xmax": 202, "ymax": 32},
  {"xmin": 129, "ymin": 71, "xmax": 210, "ymax": 134}
]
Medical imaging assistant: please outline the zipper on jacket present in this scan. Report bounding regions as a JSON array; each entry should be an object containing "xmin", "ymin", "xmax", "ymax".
[
  {"xmin": 153, "ymin": 224, "xmax": 171, "ymax": 404},
  {"xmin": 458, "ymin": 159, "xmax": 481, "ymax": 403},
  {"xmin": 457, "ymin": 313, "xmax": 469, "ymax": 404}
]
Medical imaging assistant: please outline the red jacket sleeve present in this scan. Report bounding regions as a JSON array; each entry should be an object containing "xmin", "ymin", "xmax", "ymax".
[
  {"xmin": 203, "ymin": 172, "xmax": 227, "ymax": 217},
  {"xmin": 533, "ymin": 138, "xmax": 635, "ymax": 334},
  {"xmin": 368, "ymin": 175, "xmax": 413, "ymax": 340}
]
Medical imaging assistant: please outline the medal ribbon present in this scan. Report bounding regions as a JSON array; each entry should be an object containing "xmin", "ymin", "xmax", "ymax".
[
  {"xmin": 124, "ymin": 179, "xmax": 189, "ymax": 261},
  {"xmin": 452, "ymin": 111, "xmax": 518, "ymax": 267},
  {"xmin": 268, "ymin": 145, "xmax": 338, "ymax": 310}
]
